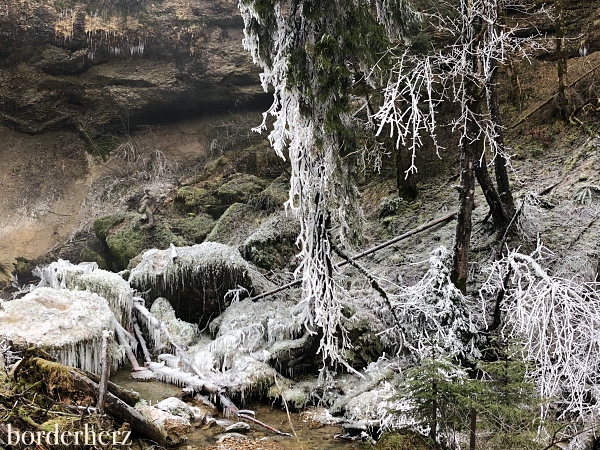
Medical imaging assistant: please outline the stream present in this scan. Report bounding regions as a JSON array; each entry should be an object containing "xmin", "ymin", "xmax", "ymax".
[{"xmin": 111, "ymin": 368, "xmax": 360, "ymax": 449}]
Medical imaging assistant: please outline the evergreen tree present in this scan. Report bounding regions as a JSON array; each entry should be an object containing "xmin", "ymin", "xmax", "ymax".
[{"xmin": 238, "ymin": 0, "xmax": 417, "ymax": 374}]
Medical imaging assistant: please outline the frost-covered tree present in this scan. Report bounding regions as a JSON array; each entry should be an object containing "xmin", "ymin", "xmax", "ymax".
[
  {"xmin": 374, "ymin": 0, "xmax": 535, "ymax": 291},
  {"xmin": 238, "ymin": 0, "xmax": 417, "ymax": 374}
]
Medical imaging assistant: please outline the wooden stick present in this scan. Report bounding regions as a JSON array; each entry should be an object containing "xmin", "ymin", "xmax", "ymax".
[
  {"xmin": 114, "ymin": 323, "xmax": 143, "ymax": 371},
  {"xmin": 82, "ymin": 372, "xmax": 140, "ymax": 407},
  {"xmin": 249, "ymin": 211, "xmax": 457, "ymax": 301},
  {"xmin": 96, "ymin": 330, "xmax": 110, "ymax": 414},
  {"xmin": 218, "ymin": 393, "xmax": 291, "ymax": 437},
  {"xmin": 133, "ymin": 320, "xmax": 152, "ymax": 363}
]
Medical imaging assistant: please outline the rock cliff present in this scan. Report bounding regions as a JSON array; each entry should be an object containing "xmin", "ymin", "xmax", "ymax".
[{"xmin": 0, "ymin": 0, "xmax": 265, "ymax": 134}]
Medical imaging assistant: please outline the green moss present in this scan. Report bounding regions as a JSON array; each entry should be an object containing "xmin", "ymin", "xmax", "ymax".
[
  {"xmin": 171, "ymin": 214, "xmax": 215, "ymax": 244},
  {"xmin": 206, "ymin": 203, "xmax": 261, "ymax": 246},
  {"xmin": 177, "ymin": 187, "xmax": 217, "ymax": 208},
  {"xmin": 203, "ymin": 156, "xmax": 230, "ymax": 177},
  {"xmin": 240, "ymin": 212, "xmax": 299, "ymax": 270},
  {"xmin": 217, "ymin": 173, "xmax": 268, "ymax": 204},
  {"xmin": 249, "ymin": 173, "xmax": 290, "ymax": 211},
  {"xmin": 80, "ymin": 247, "xmax": 109, "ymax": 270},
  {"xmin": 95, "ymin": 213, "xmax": 187, "ymax": 270},
  {"xmin": 93, "ymin": 213, "xmax": 126, "ymax": 240}
]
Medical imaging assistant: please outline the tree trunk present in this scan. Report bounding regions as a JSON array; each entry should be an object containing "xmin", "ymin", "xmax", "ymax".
[
  {"xmin": 487, "ymin": 54, "xmax": 515, "ymax": 215},
  {"xmin": 474, "ymin": 149, "xmax": 510, "ymax": 231},
  {"xmin": 470, "ymin": 408, "xmax": 477, "ymax": 450},
  {"xmin": 556, "ymin": 0, "xmax": 573, "ymax": 118},
  {"xmin": 452, "ymin": 126, "xmax": 476, "ymax": 294},
  {"xmin": 396, "ymin": 146, "xmax": 418, "ymax": 201}
]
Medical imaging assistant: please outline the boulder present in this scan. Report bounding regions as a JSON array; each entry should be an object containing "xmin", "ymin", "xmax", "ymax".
[
  {"xmin": 240, "ymin": 211, "xmax": 300, "ymax": 270},
  {"xmin": 216, "ymin": 173, "xmax": 268, "ymax": 204},
  {"xmin": 0, "ymin": 287, "xmax": 122, "ymax": 374},
  {"xmin": 205, "ymin": 203, "xmax": 261, "ymax": 246},
  {"xmin": 129, "ymin": 242, "xmax": 253, "ymax": 326}
]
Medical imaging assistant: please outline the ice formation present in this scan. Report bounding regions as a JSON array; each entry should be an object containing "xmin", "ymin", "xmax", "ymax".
[
  {"xmin": 34, "ymin": 259, "xmax": 133, "ymax": 328},
  {"xmin": 128, "ymin": 242, "xmax": 253, "ymax": 312},
  {"xmin": 0, "ymin": 287, "xmax": 122, "ymax": 374},
  {"xmin": 150, "ymin": 297, "xmax": 198, "ymax": 348}
]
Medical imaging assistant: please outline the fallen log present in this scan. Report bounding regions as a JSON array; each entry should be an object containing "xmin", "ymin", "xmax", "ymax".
[
  {"xmin": 249, "ymin": 211, "xmax": 458, "ymax": 301},
  {"xmin": 27, "ymin": 357, "xmax": 167, "ymax": 447}
]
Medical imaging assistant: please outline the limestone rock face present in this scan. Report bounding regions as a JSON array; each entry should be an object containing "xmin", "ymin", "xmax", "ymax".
[{"xmin": 0, "ymin": 0, "xmax": 264, "ymax": 134}]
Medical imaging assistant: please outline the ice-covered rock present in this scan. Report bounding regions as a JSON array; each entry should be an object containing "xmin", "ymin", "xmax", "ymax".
[
  {"xmin": 225, "ymin": 421, "xmax": 251, "ymax": 432},
  {"xmin": 216, "ymin": 433, "xmax": 250, "ymax": 443},
  {"xmin": 155, "ymin": 397, "xmax": 194, "ymax": 423},
  {"xmin": 136, "ymin": 400, "xmax": 191, "ymax": 445},
  {"xmin": 129, "ymin": 242, "xmax": 253, "ymax": 326},
  {"xmin": 33, "ymin": 259, "xmax": 133, "ymax": 328},
  {"xmin": 0, "ymin": 287, "xmax": 122, "ymax": 374},
  {"xmin": 151, "ymin": 297, "xmax": 198, "ymax": 348}
]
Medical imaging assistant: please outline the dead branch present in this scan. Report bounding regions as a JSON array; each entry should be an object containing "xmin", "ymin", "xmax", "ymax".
[
  {"xmin": 219, "ymin": 393, "xmax": 291, "ymax": 437},
  {"xmin": 83, "ymin": 371, "xmax": 140, "ymax": 407},
  {"xmin": 133, "ymin": 320, "xmax": 152, "ymax": 363},
  {"xmin": 114, "ymin": 322, "xmax": 144, "ymax": 372},
  {"xmin": 249, "ymin": 211, "xmax": 457, "ymax": 301}
]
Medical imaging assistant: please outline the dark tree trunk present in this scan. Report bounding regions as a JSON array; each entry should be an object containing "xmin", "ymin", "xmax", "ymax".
[
  {"xmin": 474, "ymin": 149, "xmax": 510, "ymax": 231},
  {"xmin": 451, "ymin": 118, "xmax": 476, "ymax": 294},
  {"xmin": 470, "ymin": 408, "xmax": 477, "ymax": 450},
  {"xmin": 488, "ymin": 56, "xmax": 516, "ymax": 215},
  {"xmin": 396, "ymin": 146, "xmax": 418, "ymax": 200},
  {"xmin": 430, "ymin": 378, "xmax": 438, "ymax": 443},
  {"xmin": 452, "ymin": 9, "xmax": 481, "ymax": 294}
]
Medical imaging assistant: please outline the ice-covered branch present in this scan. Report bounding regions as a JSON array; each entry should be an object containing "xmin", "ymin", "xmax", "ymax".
[{"xmin": 482, "ymin": 242, "xmax": 600, "ymax": 421}]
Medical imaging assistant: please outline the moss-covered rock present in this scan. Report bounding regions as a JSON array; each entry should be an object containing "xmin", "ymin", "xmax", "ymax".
[
  {"xmin": 205, "ymin": 203, "xmax": 262, "ymax": 246},
  {"xmin": 203, "ymin": 155, "xmax": 230, "ymax": 178},
  {"xmin": 217, "ymin": 173, "xmax": 268, "ymax": 205},
  {"xmin": 231, "ymin": 141, "xmax": 289, "ymax": 176},
  {"xmin": 170, "ymin": 214, "xmax": 215, "ymax": 244},
  {"xmin": 240, "ymin": 211, "xmax": 300, "ymax": 270},
  {"xmin": 80, "ymin": 247, "xmax": 109, "ymax": 270},
  {"xmin": 249, "ymin": 172, "xmax": 290, "ymax": 211},
  {"xmin": 93, "ymin": 213, "xmax": 127, "ymax": 241},
  {"xmin": 175, "ymin": 186, "xmax": 221, "ymax": 216},
  {"xmin": 94, "ymin": 213, "xmax": 186, "ymax": 271}
]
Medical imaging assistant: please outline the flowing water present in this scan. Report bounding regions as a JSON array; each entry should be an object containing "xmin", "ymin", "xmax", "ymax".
[{"xmin": 111, "ymin": 368, "xmax": 361, "ymax": 449}]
